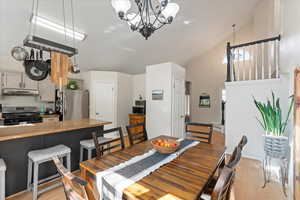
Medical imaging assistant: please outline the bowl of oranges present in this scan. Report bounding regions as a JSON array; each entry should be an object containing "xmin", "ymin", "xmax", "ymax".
[{"xmin": 151, "ymin": 139, "xmax": 180, "ymax": 154}]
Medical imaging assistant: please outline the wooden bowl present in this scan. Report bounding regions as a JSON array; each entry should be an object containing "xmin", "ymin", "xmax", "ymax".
[{"xmin": 151, "ymin": 139, "xmax": 180, "ymax": 154}]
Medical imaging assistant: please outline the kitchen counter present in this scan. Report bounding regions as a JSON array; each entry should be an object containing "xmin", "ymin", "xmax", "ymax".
[
  {"xmin": 0, "ymin": 118, "xmax": 111, "ymax": 142},
  {"xmin": 40, "ymin": 114, "xmax": 60, "ymax": 118},
  {"xmin": 0, "ymin": 118, "xmax": 111, "ymax": 196}
]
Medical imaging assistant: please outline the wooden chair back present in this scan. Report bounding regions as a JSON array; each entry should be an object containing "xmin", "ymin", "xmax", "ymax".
[
  {"xmin": 52, "ymin": 156, "xmax": 89, "ymax": 200},
  {"xmin": 227, "ymin": 135, "xmax": 248, "ymax": 169},
  {"xmin": 126, "ymin": 123, "xmax": 148, "ymax": 146},
  {"xmin": 238, "ymin": 135, "xmax": 248, "ymax": 150},
  {"xmin": 227, "ymin": 147, "xmax": 242, "ymax": 169},
  {"xmin": 93, "ymin": 127, "xmax": 125, "ymax": 158},
  {"xmin": 186, "ymin": 122, "xmax": 213, "ymax": 144},
  {"xmin": 211, "ymin": 167, "xmax": 235, "ymax": 200}
]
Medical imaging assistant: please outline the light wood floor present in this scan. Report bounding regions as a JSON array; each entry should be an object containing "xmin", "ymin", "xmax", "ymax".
[{"xmin": 7, "ymin": 132, "xmax": 286, "ymax": 200}]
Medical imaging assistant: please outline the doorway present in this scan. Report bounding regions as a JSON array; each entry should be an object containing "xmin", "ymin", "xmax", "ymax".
[
  {"xmin": 172, "ymin": 79, "xmax": 185, "ymax": 138},
  {"xmin": 93, "ymin": 81, "xmax": 116, "ymax": 133}
]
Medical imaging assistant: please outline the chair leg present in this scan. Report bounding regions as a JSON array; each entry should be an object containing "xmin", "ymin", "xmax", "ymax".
[
  {"xmin": 87, "ymin": 149, "xmax": 92, "ymax": 160},
  {"xmin": 66, "ymin": 153, "xmax": 71, "ymax": 171},
  {"xmin": 80, "ymin": 146, "xmax": 84, "ymax": 162},
  {"xmin": 27, "ymin": 159, "xmax": 33, "ymax": 191},
  {"xmin": 32, "ymin": 162, "xmax": 39, "ymax": 200}
]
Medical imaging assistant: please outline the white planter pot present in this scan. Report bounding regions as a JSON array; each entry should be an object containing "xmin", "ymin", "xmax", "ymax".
[{"xmin": 263, "ymin": 135, "xmax": 288, "ymax": 159}]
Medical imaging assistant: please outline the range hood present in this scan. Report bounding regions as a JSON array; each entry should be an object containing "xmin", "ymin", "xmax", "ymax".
[{"xmin": 2, "ymin": 88, "xmax": 39, "ymax": 96}]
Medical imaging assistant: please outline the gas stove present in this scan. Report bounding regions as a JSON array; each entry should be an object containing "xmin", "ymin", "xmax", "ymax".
[{"xmin": 2, "ymin": 106, "xmax": 42, "ymax": 126}]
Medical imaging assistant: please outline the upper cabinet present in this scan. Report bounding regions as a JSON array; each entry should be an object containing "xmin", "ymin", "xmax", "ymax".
[
  {"xmin": 1, "ymin": 72, "xmax": 38, "ymax": 90},
  {"xmin": 2, "ymin": 72, "xmax": 22, "ymax": 88}
]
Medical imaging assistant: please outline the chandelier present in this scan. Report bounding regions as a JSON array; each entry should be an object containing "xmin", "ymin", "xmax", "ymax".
[{"xmin": 111, "ymin": 0, "xmax": 180, "ymax": 39}]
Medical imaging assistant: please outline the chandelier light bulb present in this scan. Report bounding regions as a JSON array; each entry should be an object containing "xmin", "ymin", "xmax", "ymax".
[
  {"xmin": 110, "ymin": 0, "xmax": 180, "ymax": 39},
  {"xmin": 127, "ymin": 13, "xmax": 141, "ymax": 26},
  {"xmin": 111, "ymin": 0, "xmax": 131, "ymax": 16},
  {"xmin": 159, "ymin": 0, "xmax": 169, "ymax": 7},
  {"xmin": 162, "ymin": 3, "xmax": 180, "ymax": 20}
]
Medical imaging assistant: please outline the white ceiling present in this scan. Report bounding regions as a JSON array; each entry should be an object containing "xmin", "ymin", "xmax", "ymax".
[{"xmin": 0, "ymin": 0, "xmax": 260, "ymax": 74}]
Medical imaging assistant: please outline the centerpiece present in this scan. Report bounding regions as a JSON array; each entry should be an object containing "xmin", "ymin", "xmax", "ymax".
[{"xmin": 151, "ymin": 139, "xmax": 180, "ymax": 154}]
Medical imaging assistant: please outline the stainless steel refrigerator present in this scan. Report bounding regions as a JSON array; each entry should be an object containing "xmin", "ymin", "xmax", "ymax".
[{"xmin": 63, "ymin": 89, "xmax": 89, "ymax": 120}]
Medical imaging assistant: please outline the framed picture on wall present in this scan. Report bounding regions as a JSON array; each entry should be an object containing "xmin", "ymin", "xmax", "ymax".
[
  {"xmin": 199, "ymin": 93, "xmax": 211, "ymax": 108},
  {"xmin": 152, "ymin": 89, "xmax": 164, "ymax": 100}
]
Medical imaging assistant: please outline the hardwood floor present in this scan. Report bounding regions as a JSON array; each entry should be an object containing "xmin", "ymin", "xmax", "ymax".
[{"xmin": 7, "ymin": 132, "xmax": 286, "ymax": 200}]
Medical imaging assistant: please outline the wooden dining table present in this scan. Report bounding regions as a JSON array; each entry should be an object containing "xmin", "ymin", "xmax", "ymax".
[{"xmin": 80, "ymin": 135, "xmax": 226, "ymax": 200}]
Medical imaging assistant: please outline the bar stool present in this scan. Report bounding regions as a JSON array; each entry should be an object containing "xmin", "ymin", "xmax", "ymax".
[
  {"xmin": 27, "ymin": 145, "xmax": 71, "ymax": 200},
  {"xmin": 0, "ymin": 159, "xmax": 6, "ymax": 200},
  {"xmin": 80, "ymin": 136, "xmax": 112, "ymax": 162}
]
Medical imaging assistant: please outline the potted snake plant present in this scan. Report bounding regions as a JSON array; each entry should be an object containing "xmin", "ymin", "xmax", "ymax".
[{"xmin": 253, "ymin": 92, "xmax": 294, "ymax": 159}]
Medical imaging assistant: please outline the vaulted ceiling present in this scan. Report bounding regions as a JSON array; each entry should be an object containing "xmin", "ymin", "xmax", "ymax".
[{"xmin": 0, "ymin": 0, "xmax": 260, "ymax": 74}]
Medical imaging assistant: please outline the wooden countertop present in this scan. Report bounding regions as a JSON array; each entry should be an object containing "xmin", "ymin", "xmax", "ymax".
[{"xmin": 0, "ymin": 119, "xmax": 111, "ymax": 142}]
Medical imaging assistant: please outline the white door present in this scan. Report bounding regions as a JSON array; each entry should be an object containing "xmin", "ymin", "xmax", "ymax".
[
  {"xmin": 94, "ymin": 82, "xmax": 115, "ymax": 130},
  {"xmin": 172, "ymin": 79, "xmax": 185, "ymax": 138}
]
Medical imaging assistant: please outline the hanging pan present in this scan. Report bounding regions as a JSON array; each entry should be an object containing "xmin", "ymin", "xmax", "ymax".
[
  {"xmin": 23, "ymin": 49, "xmax": 48, "ymax": 81},
  {"xmin": 34, "ymin": 49, "xmax": 49, "ymax": 71}
]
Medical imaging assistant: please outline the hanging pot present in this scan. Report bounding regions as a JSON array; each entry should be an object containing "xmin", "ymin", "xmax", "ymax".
[
  {"xmin": 34, "ymin": 50, "xmax": 49, "ymax": 71},
  {"xmin": 11, "ymin": 46, "xmax": 28, "ymax": 61},
  {"xmin": 24, "ymin": 49, "xmax": 48, "ymax": 81}
]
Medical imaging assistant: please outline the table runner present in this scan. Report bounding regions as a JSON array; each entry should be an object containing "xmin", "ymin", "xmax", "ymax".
[{"xmin": 96, "ymin": 139, "xmax": 199, "ymax": 200}]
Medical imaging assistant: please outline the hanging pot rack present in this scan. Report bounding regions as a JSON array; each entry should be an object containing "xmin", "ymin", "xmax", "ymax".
[{"xmin": 23, "ymin": 35, "xmax": 78, "ymax": 57}]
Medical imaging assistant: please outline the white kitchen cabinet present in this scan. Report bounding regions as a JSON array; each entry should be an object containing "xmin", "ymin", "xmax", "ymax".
[
  {"xmin": 2, "ymin": 72, "xmax": 22, "ymax": 88},
  {"xmin": 38, "ymin": 77, "xmax": 56, "ymax": 102},
  {"xmin": 1, "ymin": 72, "xmax": 38, "ymax": 90}
]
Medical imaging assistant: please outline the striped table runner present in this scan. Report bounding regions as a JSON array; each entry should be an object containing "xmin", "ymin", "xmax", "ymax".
[{"xmin": 96, "ymin": 139, "xmax": 199, "ymax": 200}]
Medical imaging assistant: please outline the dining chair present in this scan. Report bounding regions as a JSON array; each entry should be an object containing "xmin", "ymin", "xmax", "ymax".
[
  {"xmin": 186, "ymin": 122, "xmax": 214, "ymax": 144},
  {"xmin": 227, "ymin": 135, "xmax": 248, "ymax": 169},
  {"xmin": 204, "ymin": 135, "xmax": 247, "ymax": 195},
  {"xmin": 92, "ymin": 127, "xmax": 125, "ymax": 158},
  {"xmin": 200, "ymin": 167, "xmax": 235, "ymax": 200},
  {"xmin": 126, "ymin": 123, "xmax": 148, "ymax": 146},
  {"xmin": 238, "ymin": 135, "xmax": 248, "ymax": 150},
  {"xmin": 52, "ymin": 156, "xmax": 89, "ymax": 200}
]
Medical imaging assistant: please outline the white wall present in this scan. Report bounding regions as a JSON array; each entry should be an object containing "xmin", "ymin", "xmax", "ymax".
[
  {"xmin": 146, "ymin": 62, "xmax": 185, "ymax": 139},
  {"xmin": 253, "ymin": 0, "xmax": 277, "ymax": 40},
  {"xmin": 186, "ymin": 21, "xmax": 254, "ymax": 124},
  {"xmin": 225, "ymin": 78, "xmax": 289, "ymax": 160},
  {"xmin": 0, "ymin": 96, "xmax": 50, "ymax": 108},
  {"xmin": 186, "ymin": 0, "xmax": 278, "ymax": 125},
  {"xmin": 132, "ymin": 74, "xmax": 146, "ymax": 104},
  {"xmin": 146, "ymin": 63, "xmax": 173, "ymax": 139},
  {"xmin": 81, "ymin": 71, "xmax": 118, "ymax": 121},
  {"xmin": 80, "ymin": 71, "xmax": 133, "ymax": 131},
  {"xmin": 117, "ymin": 73, "xmax": 133, "ymax": 129},
  {"xmin": 280, "ymin": 0, "xmax": 300, "ymax": 74},
  {"xmin": 277, "ymin": 0, "xmax": 300, "ymax": 198}
]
